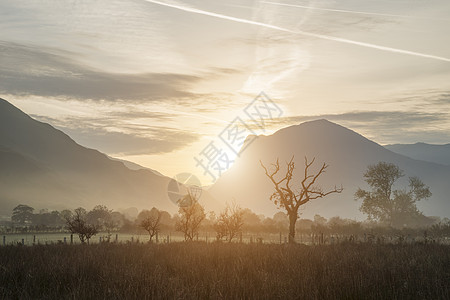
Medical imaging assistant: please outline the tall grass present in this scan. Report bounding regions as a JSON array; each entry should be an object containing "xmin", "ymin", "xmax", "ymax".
[{"xmin": 0, "ymin": 242, "xmax": 449, "ymax": 299}]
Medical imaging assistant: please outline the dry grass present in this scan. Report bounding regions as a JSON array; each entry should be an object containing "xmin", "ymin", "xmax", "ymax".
[{"xmin": 0, "ymin": 242, "xmax": 449, "ymax": 299}]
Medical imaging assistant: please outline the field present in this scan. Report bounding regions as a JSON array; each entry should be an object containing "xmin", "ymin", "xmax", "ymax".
[
  {"xmin": 0, "ymin": 242, "xmax": 449, "ymax": 299},
  {"xmin": 0, "ymin": 232, "xmax": 285, "ymax": 245}
]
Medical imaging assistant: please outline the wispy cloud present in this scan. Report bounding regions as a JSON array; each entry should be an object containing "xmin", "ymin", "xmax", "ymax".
[
  {"xmin": 32, "ymin": 114, "xmax": 199, "ymax": 155},
  {"xmin": 261, "ymin": 1, "xmax": 437, "ymax": 20},
  {"xmin": 0, "ymin": 42, "xmax": 201, "ymax": 102},
  {"xmin": 144, "ymin": 0, "xmax": 450, "ymax": 62}
]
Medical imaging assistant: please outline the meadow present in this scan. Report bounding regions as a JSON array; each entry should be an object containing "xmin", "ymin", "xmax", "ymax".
[{"xmin": 0, "ymin": 242, "xmax": 449, "ymax": 299}]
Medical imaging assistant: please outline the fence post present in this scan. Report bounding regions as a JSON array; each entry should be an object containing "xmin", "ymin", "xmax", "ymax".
[
  {"xmin": 21, "ymin": 238, "xmax": 24, "ymax": 245},
  {"xmin": 70, "ymin": 234, "xmax": 73, "ymax": 245},
  {"xmin": 239, "ymin": 232, "xmax": 242, "ymax": 243},
  {"xmin": 115, "ymin": 234, "xmax": 118, "ymax": 243},
  {"xmin": 33, "ymin": 235, "xmax": 36, "ymax": 245},
  {"xmin": 64, "ymin": 237, "xmax": 67, "ymax": 244},
  {"xmin": 3, "ymin": 235, "xmax": 5, "ymax": 246}
]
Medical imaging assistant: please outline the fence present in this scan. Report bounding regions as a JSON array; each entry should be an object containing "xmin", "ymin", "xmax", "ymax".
[{"xmin": 2, "ymin": 231, "xmax": 449, "ymax": 246}]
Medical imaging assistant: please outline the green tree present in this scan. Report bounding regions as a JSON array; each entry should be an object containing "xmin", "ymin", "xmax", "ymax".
[
  {"xmin": 12, "ymin": 204, "xmax": 34, "ymax": 224},
  {"xmin": 355, "ymin": 162, "xmax": 432, "ymax": 227}
]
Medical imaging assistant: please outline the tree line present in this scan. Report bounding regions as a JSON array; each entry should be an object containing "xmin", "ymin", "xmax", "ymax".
[
  {"xmin": 3, "ymin": 159, "xmax": 447, "ymax": 243},
  {"xmin": 260, "ymin": 157, "xmax": 439, "ymax": 243}
]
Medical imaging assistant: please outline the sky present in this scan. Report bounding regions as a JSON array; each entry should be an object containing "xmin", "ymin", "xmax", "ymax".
[{"xmin": 1, "ymin": 0, "xmax": 449, "ymax": 185}]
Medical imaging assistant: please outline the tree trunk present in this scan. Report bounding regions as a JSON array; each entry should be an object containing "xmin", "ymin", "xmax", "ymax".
[{"xmin": 288, "ymin": 213, "xmax": 297, "ymax": 243}]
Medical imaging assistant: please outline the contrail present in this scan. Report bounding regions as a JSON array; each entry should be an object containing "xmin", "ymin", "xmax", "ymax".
[
  {"xmin": 143, "ymin": 0, "xmax": 450, "ymax": 62},
  {"xmin": 262, "ymin": 1, "xmax": 419, "ymax": 19}
]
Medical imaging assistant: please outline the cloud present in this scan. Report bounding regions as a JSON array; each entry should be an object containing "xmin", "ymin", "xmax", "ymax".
[
  {"xmin": 0, "ymin": 42, "xmax": 201, "ymax": 102},
  {"xmin": 261, "ymin": 1, "xmax": 430, "ymax": 20},
  {"xmin": 32, "ymin": 115, "xmax": 199, "ymax": 155},
  {"xmin": 429, "ymin": 92, "xmax": 450, "ymax": 106},
  {"xmin": 265, "ymin": 109, "xmax": 450, "ymax": 144},
  {"xmin": 144, "ymin": 0, "xmax": 450, "ymax": 62}
]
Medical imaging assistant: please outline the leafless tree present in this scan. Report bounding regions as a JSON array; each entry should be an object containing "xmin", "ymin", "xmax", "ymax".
[
  {"xmin": 175, "ymin": 192, "xmax": 206, "ymax": 241},
  {"xmin": 138, "ymin": 208, "xmax": 162, "ymax": 242},
  {"xmin": 261, "ymin": 156, "xmax": 343, "ymax": 243},
  {"xmin": 65, "ymin": 207, "xmax": 99, "ymax": 244},
  {"xmin": 214, "ymin": 202, "xmax": 244, "ymax": 242}
]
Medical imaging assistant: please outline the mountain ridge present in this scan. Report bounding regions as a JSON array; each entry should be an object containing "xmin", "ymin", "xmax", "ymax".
[
  {"xmin": 210, "ymin": 119, "xmax": 450, "ymax": 219},
  {"xmin": 385, "ymin": 142, "xmax": 450, "ymax": 166},
  {"xmin": 1, "ymin": 98, "xmax": 448, "ymax": 220},
  {"xmin": 0, "ymin": 98, "xmax": 176, "ymax": 217}
]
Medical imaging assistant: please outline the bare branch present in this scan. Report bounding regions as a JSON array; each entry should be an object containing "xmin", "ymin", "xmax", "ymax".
[{"xmin": 262, "ymin": 156, "xmax": 343, "ymax": 243}]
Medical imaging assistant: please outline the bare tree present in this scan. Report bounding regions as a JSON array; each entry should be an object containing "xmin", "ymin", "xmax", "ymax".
[
  {"xmin": 214, "ymin": 202, "xmax": 244, "ymax": 242},
  {"xmin": 261, "ymin": 156, "xmax": 342, "ymax": 243},
  {"xmin": 65, "ymin": 207, "xmax": 99, "ymax": 244},
  {"xmin": 138, "ymin": 208, "xmax": 162, "ymax": 242},
  {"xmin": 175, "ymin": 193, "xmax": 206, "ymax": 241}
]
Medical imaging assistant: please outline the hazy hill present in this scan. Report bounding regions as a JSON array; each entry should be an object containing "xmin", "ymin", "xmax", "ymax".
[
  {"xmin": 2, "ymin": 99, "xmax": 448, "ymax": 220},
  {"xmin": 210, "ymin": 120, "xmax": 450, "ymax": 219},
  {"xmin": 0, "ymin": 98, "xmax": 178, "ymax": 218},
  {"xmin": 385, "ymin": 143, "xmax": 450, "ymax": 166},
  {"xmin": 108, "ymin": 156, "xmax": 164, "ymax": 176}
]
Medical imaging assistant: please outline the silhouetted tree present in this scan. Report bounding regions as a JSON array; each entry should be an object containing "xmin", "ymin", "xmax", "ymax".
[
  {"xmin": 261, "ymin": 156, "xmax": 343, "ymax": 243},
  {"xmin": 314, "ymin": 214, "xmax": 327, "ymax": 225},
  {"xmin": 138, "ymin": 208, "xmax": 162, "ymax": 242},
  {"xmin": 272, "ymin": 212, "xmax": 289, "ymax": 232},
  {"xmin": 87, "ymin": 205, "xmax": 116, "ymax": 241},
  {"xmin": 65, "ymin": 207, "xmax": 98, "ymax": 244},
  {"xmin": 11, "ymin": 204, "xmax": 34, "ymax": 224},
  {"xmin": 60, "ymin": 209, "xmax": 73, "ymax": 220},
  {"xmin": 355, "ymin": 162, "xmax": 431, "ymax": 227},
  {"xmin": 175, "ymin": 193, "xmax": 205, "ymax": 241},
  {"xmin": 32, "ymin": 210, "xmax": 65, "ymax": 227},
  {"xmin": 214, "ymin": 202, "xmax": 244, "ymax": 242},
  {"xmin": 87, "ymin": 205, "xmax": 112, "ymax": 227},
  {"xmin": 241, "ymin": 208, "xmax": 262, "ymax": 233}
]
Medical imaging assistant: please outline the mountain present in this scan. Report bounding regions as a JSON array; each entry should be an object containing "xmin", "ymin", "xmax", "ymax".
[
  {"xmin": 0, "ymin": 98, "xmax": 180, "ymax": 218},
  {"xmin": 108, "ymin": 156, "xmax": 164, "ymax": 176},
  {"xmin": 209, "ymin": 120, "xmax": 450, "ymax": 219},
  {"xmin": 385, "ymin": 143, "xmax": 450, "ymax": 166},
  {"xmin": 2, "ymin": 99, "xmax": 448, "ymax": 221}
]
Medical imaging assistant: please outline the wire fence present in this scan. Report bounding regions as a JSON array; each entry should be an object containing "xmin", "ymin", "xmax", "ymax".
[{"xmin": 2, "ymin": 231, "xmax": 448, "ymax": 246}]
